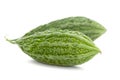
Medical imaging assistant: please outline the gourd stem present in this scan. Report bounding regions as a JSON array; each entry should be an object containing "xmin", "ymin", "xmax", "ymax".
[{"xmin": 5, "ymin": 36, "xmax": 17, "ymax": 44}]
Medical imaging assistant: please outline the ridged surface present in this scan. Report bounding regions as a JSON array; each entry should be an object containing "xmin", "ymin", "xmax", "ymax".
[
  {"xmin": 23, "ymin": 17, "xmax": 106, "ymax": 40},
  {"xmin": 14, "ymin": 30, "xmax": 100, "ymax": 66}
]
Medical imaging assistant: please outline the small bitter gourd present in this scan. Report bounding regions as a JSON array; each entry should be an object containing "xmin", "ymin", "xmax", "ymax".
[
  {"xmin": 7, "ymin": 30, "xmax": 100, "ymax": 66},
  {"xmin": 23, "ymin": 16, "xmax": 106, "ymax": 40}
]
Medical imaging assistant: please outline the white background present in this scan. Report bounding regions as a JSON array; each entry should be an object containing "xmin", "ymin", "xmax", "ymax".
[{"xmin": 0, "ymin": 0, "xmax": 120, "ymax": 80}]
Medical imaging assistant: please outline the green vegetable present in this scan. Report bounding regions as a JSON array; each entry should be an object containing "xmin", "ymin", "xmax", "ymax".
[
  {"xmin": 23, "ymin": 16, "xmax": 106, "ymax": 40},
  {"xmin": 7, "ymin": 30, "xmax": 100, "ymax": 66}
]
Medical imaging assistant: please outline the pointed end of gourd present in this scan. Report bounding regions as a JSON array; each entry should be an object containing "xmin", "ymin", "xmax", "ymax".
[
  {"xmin": 93, "ymin": 45, "xmax": 102, "ymax": 54},
  {"xmin": 101, "ymin": 26, "xmax": 107, "ymax": 35},
  {"xmin": 97, "ymin": 48, "xmax": 102, "ymax": 54},
  {"xmin": 100, "ymin": 25, "xmax": 107, "ymax": 36},
  {"xmin": 99, "ymin": 50, "xmax": 102, "ymax": 54},
  {"xmin": 5, "ymin": 36, "xmax": 17, "ymax": 44}
]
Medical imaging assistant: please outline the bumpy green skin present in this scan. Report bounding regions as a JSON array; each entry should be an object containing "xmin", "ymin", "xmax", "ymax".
[
  {"xmin": 11, "ymin": 30, "xmax": 100, "ymax": 66},
  {"xmin": 23, "ymin": 17, "xmax": 106, "ymax": 40}
]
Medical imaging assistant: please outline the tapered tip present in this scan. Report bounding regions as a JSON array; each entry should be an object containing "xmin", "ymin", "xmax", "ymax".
[{"xmin": 5, "ymin": 36, "xmax": 17, "ymax": 44}]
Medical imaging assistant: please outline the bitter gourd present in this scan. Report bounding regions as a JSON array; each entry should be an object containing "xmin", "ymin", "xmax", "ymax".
[
  {"xmin": 7, "ymin": 30, "xmax": 100, "ymax": 66},
  {"xmin": 23, "ymin": 16, "xmax": 106, "ymax": 40}
]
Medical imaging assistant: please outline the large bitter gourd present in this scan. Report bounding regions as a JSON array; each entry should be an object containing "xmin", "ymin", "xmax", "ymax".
[
  {"xmin": 23, "ymin": 17, "xmax": 106, "ymax": 40},
  {"xmin": 7, "ymin": 30, "xmax": 100, "ymax": 66}
]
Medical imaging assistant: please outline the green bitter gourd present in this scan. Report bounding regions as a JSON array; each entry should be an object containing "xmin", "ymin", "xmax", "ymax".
[
  {"xmin": 23, "ymin": 16, "xmax": 106, "ymax": 40},
  {"xmin": 7, "ymin": 30, "xmax": 101, "ymax": 66}
]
